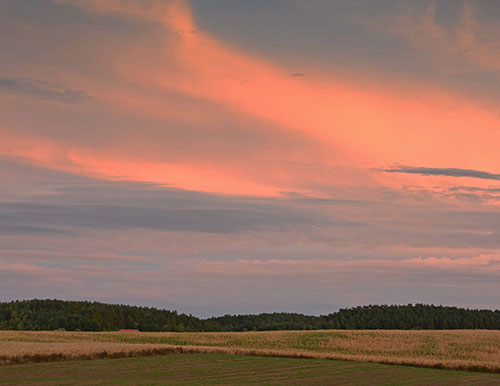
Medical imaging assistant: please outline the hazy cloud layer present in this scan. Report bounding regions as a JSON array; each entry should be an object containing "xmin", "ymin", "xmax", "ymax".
[{"xmin": 1, "ymin": 157, "xmax": 499, "ymax": 315}]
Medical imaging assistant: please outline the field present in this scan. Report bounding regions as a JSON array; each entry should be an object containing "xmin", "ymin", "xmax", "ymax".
[
  {"xmin": 1, "ymin": 329, "xmax": 500, "ymax": 373},
  {"xmin": 2, "ymin": 353, "xmax": 500, "ymax": 385}
]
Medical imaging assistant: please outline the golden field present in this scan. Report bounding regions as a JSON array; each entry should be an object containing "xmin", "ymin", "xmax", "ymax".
[{"xmin": 1, "ymin": 330, "xmax": 499, "ymax": 373}]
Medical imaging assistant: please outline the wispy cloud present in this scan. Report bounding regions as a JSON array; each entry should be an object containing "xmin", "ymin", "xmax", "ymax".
[
  {"xmin": 372, "ymin": 1, "xmax": 500, "ymax": 72},
  {"xmin": 194, "ymin": 254, "xmax": 500, "ymax": 277},
  {"xmin": 0, "ymin": 77, "xmax": 91, "ymax": 103},
  {"xmin": 382, "ymin": 165, "xmax": 500, "ymax": 181}
]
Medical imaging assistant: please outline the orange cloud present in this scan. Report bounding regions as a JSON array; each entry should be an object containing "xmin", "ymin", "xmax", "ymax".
[
  {"xmin": 1, "ymin": 0, "xmax": 499, "ymax": 198},
  {"xmin": 0, "ymin": 127, "xmax": 280, "ymax": 196},
  {"xmin": 131, "ymin": 0, "xmax": 500, "ymax": 178},
  {"xmin": 66, "ymin": 148, "xmax": 279, "ymax": 196}
]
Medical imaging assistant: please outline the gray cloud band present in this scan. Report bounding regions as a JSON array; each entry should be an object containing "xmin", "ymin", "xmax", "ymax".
[
  {"xmin": 0, "ymin": 77, "xmax": 91, "ymax": 103},
  {"xmin": 382, "ymin": 166, "xmax": 500, "ymax": 181}
]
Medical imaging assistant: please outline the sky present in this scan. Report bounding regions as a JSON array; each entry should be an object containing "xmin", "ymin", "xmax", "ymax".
[{"xmin": 1, "ymin": 0, "xmax": 499, "ymax": 317}]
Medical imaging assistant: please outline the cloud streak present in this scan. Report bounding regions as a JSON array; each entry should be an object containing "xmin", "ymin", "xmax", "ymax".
[
  {"xmin": 382, "ymin": 166, "xmax": 500, "ymax": 181},
  {"xmin": 0, "ymin": 77, "xmax": 91, "ymax": 103}
]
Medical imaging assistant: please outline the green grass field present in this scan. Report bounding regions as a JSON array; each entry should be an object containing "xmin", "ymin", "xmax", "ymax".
[{"xmin": 1, "ymin": 353, "xmax": 500, "ymax": 385}]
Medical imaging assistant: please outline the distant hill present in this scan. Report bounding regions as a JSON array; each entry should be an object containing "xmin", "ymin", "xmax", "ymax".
[{"xmin": 0, "ymin": 299, "xmax": 499, "ymax": 331}]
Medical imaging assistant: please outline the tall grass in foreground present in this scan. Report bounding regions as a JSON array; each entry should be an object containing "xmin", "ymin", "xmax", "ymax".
[{"xmin": 1, "ymin": 330, "xmax": 499, "ymax": 373}]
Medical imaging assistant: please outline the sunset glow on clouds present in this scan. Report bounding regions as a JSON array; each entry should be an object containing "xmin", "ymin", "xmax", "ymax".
[{"xmin": 1, "ymin": 0, "xmax": 499, "ymax": 315}]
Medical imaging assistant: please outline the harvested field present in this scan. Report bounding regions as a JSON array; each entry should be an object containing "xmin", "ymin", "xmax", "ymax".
[
  {"xmin": 1, "ymin": 330, "xmax": 499, "ymax": 372},
  {"xmin": 1, "ymin": 353, "xmax": 500, "ymax": 385}
]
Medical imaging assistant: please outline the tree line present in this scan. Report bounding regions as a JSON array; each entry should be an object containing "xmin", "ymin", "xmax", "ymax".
[{"xmin": 1, "ymin": 299, "xmax": 499, "ymax": 332}]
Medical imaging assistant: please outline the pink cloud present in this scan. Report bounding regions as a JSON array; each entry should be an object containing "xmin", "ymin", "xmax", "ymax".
[
  {"xmin": 192, "ymin": 253, "xmax": 500, "ymax": 276},
  {"xmin": 0, "ymin": 0, "xmax": 498, "ymax": 199}
]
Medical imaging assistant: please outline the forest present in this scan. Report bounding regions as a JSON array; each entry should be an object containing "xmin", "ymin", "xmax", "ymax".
[{"xmin": 1, "ymin": 299, "xmax": 499, "ymax": 332}]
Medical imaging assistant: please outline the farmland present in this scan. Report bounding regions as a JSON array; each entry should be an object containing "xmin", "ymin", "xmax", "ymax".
[
  {"xmin": 1, "ymin": 330, "xmax": 500, "ymax": 373},
  {"xmin": 2, "ymin": 353, "xmax": 500, "ymax": 385}
]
